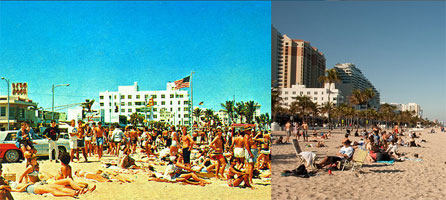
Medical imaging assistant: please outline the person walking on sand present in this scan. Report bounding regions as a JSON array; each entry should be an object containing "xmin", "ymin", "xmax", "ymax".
[
  {"xmin": 94, "ymin": 122, "xmax": 105, "ymax": 160},
  {"xmin": 285, "ymin": 121, "xmax": 291, "ymax": 143},
  {"xmin": 302, "ymin": 121, "xmax": 309, "ymax": 142},
  {"xmin": 77, "ymin": 121, "xmax": 88, "ymax": 162}
]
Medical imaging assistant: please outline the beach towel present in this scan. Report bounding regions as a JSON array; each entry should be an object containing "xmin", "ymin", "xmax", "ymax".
[
  {"xmin": 299, "ymin": 151, "xmax": 316, "ymax": 167},
  {"xmin": 377, "ymin": 160, "xmax": 395, "ymax": 164}
]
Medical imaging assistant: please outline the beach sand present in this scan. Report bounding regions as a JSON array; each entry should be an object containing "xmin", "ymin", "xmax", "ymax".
[
  {"xmin": 4, "ymin": 154, "xmax": 270, "ymax": 200},
  {"xmin": 272, "ymin": 128, "xmax": 446, "ymax": 200}
]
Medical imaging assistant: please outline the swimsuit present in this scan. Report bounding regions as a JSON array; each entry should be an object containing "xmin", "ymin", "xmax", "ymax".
[
  {"xmin": 183, "ymin": 148, "xmax": 191, "ymax": 164},
  {"xmin": 26, "ymin": 184, "xmax": 36, "ymax": 194},
  {"xmin": 234, "ymin": 147, "xmax": 245, "ymax": 158},
  {"xmin": 96, "ymin": 137, "xmax": 104, "ymax": 146},
  {"xmin": 245, "ymin": 148, "xmax": 259, "ymax": 163},
  {"xmin": 213, "ymin": 152, "xmax": 224, "ymax": 160}
]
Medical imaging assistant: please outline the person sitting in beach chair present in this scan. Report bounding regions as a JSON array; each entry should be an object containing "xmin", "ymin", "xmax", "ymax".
[{"xmin": 315, "ymin": 140, "xmax": 354, "ymax": 169}]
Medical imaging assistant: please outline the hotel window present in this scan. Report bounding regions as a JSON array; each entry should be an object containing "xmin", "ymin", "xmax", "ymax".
[
  {"xmin": 121, "ymin": 102, "xmax": 125, "ymax": 106},
  {"xmin": 121, "ymin": 109, "xmax": 125, "ymax": 112},
  {"xmin": 154, "ymin": 101, "xmax": 157, "ymax": 105},
  {"xmin": 184, "ymin": 107, "xmax": 188, "ymax": 111},
  {"xmin": 100, "ymin": 103, "xmax": 104, "ymax": 106},
  {"xmin": 136, "ymin": 108, "xmax": 141, "ymax": 112},
  {"xmin": 161, "ymin": 101, "xmax": 165, "ymax": 105},
  {"xmin": 135, "ymin": 102, "xmax": 142, "ymax": 106},
  {"xmin": 285, "ymin": 91, "xmax": 288, "ymax": 94},
  {"xmin": 161, "ymin": 94, "xmax": 165, "ymax": 98},
  {"xmin": 170, "ymin": 108, "xmax": 173, "ymax": 112},
  {"xmin": 300, "ymin": 92, "xmax": 303, "ymax": 95},
  {"xmin": 136, "ymin": 95, "xmax": 140, "ymax": 99},
  {"xmin": 109, "ymin": 103, "xmax": 111, "ymax": 106},
  {"xmin": 153, "ymin": 95, "xmax": 157, "ymax": 98},
  {"xmin": 178, "ymin": 101, "xmax": 181, "ymax": 105},
  {"xmin": 153, "ymin": 114, "xmax": 157, "ymax": 119},
  {"xmin": 100, "ymin": 96, "xmax": 104, "ymax": 100},
  {"xmin": 128, "ymin": 109, "xmax": 132, "ymax": 112},
  {"xmin": 128, "ymin": 102, "xmax": 132, "ymax": 106},
  {"xmin": 307, "ymin": 92, "xmax": 310, "ymax": 95},
  {"xmin": 170, "ymin": 94, "xmax": 174, "ymax": 98},
  {"xmin": 128, "ymin": 95, "xmax": 132, "ymax": 99},
  {"xmin": 109, "ymin": 96, "xmax": 112, "ymax": 99},
  {"xmin": 184, "ymin": 101, "xmax": 189, "ymax": 104},
  {"xmin": 314, "ymin": 92, "xmax": 318, "ymax": 95},
  {"xmin": 170, "ymin": 101, "xmax": 173, "ymax": 105},
  {"xmin": 184, "ymin": 114, "xmax": 189, "ymax": 118},
  {"xmin": 180, "ymin": 94, "xmax": 184, "ymax": 98},
  {"xmin": 314, "ymin": 97, "xmax": 317, "ymax": 100},
  {"xmin": 114, "ymin": 95, "xmax": 117, "ymax": 99},
  {"xmin": 292, "ymin": 91, "xmax": 296, "ymax": 95},
  {"xmin": 121, "ymin": 95, "xmax": 125, "ymax": 99},
  {"xmin": 144, "ymin": 95, "xmax": 148, "ymax": 99},
  {"xmin": 153, "ymin": 108, "xmax": 157, "ymax": 111},
  {"xmin": 0, "ymin": 107, "xmax": 5, "ymax": 116},
  {"xmin": 178, "ymin": 108, "xmax": 181, "ymax": 111}
]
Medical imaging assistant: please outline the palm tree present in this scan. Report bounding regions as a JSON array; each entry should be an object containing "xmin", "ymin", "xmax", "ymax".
[
  {"xmin": 271, "ymin": 81, "xmax": 283, "ymax": 122},
  {"xmin": 129, "ymin": 112, "xmax": 144, "ymax": 127},
  {"xmin": 220, "ymin": 101, "xmax": 235, "ymax": 125},
  {"xmin": 234, "ymin": 101, "xmax": 245, "ymax": 123},
  {"xmin": 319, "ymin": 102, "xmax": 334, "ymax": 126},
  {"xmin": 290, "ymin": 96, "xmax": 312, "ymax": 122},
  {"xmin": 193, "ymin": 107, "xmax": 203, "ymax": 123},
  {"xmin": 379, "ymin": 103, "xmax": 396, "ymax": 129},
  {"xmin": 244, "ymin": 101, "xmax": 258, "ymax": 124},
  {"xmin": 204, "ymin": 109, "xmax": 214, "ymax": 122},
  {"xmin": 318, "ymin": 69, "xmax": 340, "ymax": 129}
]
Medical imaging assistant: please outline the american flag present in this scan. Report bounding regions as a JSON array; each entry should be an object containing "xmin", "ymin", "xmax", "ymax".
[{"xmin": 174, "ymin": 76, "xmax": 190, "ymax": 90}]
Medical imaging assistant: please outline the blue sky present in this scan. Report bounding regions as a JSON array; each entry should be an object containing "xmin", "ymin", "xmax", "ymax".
[
  {"xmin": 0, "ymin": 1, "xmax": 271, "ymax": 115},
  {"xmin": 272, "ymin": 1, "xmax": 446, "ymax": 123}
]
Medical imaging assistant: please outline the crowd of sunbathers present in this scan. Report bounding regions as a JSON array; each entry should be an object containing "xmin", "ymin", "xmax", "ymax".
[
  {"xmin": 0, "ymin": 121, "xmax": 271, "ymax": 198},
  {"xmin": 313, "ymin": 125, "xmax": 425, "ymax": 170}
]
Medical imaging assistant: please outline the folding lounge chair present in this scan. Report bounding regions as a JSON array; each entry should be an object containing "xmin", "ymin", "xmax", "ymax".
[
  {"xmin": 292, "ymin": 139, "xmax": 316, "ymax": 170},
  {"xmin": 342, "ymin": 148, "xmax": 368, "ymax": 171}
]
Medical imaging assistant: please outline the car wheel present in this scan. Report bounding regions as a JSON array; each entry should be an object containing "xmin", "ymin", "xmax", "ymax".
[{"xmin": 4, "ymin": 150, "xmax": 20, "ymax": 163}]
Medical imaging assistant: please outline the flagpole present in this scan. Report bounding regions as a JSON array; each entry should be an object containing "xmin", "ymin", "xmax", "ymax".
[{"xmin": 190, "ymin": 71, "xmax": 194, "ymax": 136}]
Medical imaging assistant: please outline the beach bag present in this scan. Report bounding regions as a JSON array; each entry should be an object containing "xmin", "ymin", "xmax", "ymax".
[{"xmin": 292, "ymin": 164, "xmax": 308, "ymax": 176}]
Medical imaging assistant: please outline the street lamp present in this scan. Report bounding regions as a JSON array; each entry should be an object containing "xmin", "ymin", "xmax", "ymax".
[
  {"xmin": 52, "ymin": 84, "xmax": 70, "ymax": 120},
  {"xmin": 1, "ymin": 77, "xmax": 9, "ymax": 130}
]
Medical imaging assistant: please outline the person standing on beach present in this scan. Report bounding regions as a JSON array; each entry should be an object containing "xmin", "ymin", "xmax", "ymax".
[
  {"xmin": 77, "ymin": 121, "xmax": 88, "ymax": 162},
  {"xmin": 181, "ymin": 127, "xmax": 194, "ymax": 168},
  {"xmin": 302, "ymin": 121, "xmax": 309, "ymax": 142},
  {"xmin": 68, "ymin": 120, "xmax": 78, "ymax": 162},
  {"xmin": 285, "ymin": 121, "xmax": 291, "ymax": 143},
  {"xmin": 43, "ymin": 120, "xmax": 60, "ymax": 162},
  {"xmin": 84, "ymin": 123, "xmax": 93, "ymax": 157},
  {"xmin": 210, "ymin": 127, "xmax": 226, "ymax": 179},
  {"xmin": 94, "ymin": 122, "xmax": 105, "ymax": 160},
  {"xmin": 170, "ymin": 126, "xmax": 179, "ymax": 157},
  {"xmin": 231, "ymin": 131, "xmax": 245, "ymax": 169},
  {"xmin": 244, "ymin": 128, "xmax": 256, "ymax": 184}
]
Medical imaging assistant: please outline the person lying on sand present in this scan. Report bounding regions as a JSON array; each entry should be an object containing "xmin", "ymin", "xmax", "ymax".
[
  {"xmin": 11, "ymin": 179, "xmax": 95, "ymax": 197},
  {"xmin": 148, "ymin": 156, "xmax": 210, "ymax": 186},
  {"xmin": 74, "ymin": 170, "xmax": 132, "ymax": 183},
  {"xmin": 316, "ymin": 140, "xmax": 353, "ymax": 169},
  {"xmin": 55, "ymin": 153, "xmax": 72, "ymax": 180}
]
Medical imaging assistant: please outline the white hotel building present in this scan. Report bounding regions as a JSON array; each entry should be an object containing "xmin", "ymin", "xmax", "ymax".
[
  {"xmin": 99, "ymin": 82, "xmax": 190, "ymax": 126},
  {"xmin": 280, "ymin": 83, "xmax": 343, "ymax": 108},
  {"xmin": 384, "ymin": 102, "xmax": 423, "ymax": 118}
]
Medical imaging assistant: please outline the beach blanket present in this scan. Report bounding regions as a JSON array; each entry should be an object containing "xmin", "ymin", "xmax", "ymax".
[{"xmin": 377, "ymin": 160, "xmax": 395, "ymax": 164}]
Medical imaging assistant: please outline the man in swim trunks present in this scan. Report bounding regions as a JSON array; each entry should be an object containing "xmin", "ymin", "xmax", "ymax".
[
  {"xmin": 77, "ymin": 121, "xmax": 88, "ymax": 162},
  {"xmin": 129, "ymin": 127, "xmax": 138, "ymax": 154},
  {"xmin": 231, "ymin": 130, "xmax": 245, "ymax": 169},
  {"xmin": 243, "ymin": 128, "xmax": 255, "ymax": 184},
  {"xmin": 210, "ymin": 127, "xmax": 226, "ymax": 179},
  {"xmin": 285, "ymin": 121, "xmax": 291, "ymax": 143},
  {"xmin": 94, "ymin": 122, "xmax": 105, "ymax": 160},
  {"xmin": 181, "ymin": 127, "xmax": 194, "ymax": 168},
  {"xmin": 302, "ymin": 121, "xmax": 309, "ymax": 142}
]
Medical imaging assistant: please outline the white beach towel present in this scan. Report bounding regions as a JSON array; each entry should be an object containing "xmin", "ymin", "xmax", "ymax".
[{"xmin": 299, "ymin": 151, "xmax": 316, "ymax": 167}]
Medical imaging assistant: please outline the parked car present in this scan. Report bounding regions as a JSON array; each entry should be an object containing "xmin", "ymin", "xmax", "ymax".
[{"xmin": 0, "ymin": 130, "xmax": 71, "ymax": 162}]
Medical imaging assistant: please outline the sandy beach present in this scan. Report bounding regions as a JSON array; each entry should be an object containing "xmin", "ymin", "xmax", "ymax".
[
  {"xmin": 272, "ymin": 128, "xmax": 446, "ymax": 200},
  {"xmin": 4, "ymin": 154, "xmax": 270, "ymax": 200}
]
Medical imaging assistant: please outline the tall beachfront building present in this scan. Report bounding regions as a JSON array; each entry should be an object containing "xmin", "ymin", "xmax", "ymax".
[
  {"xmin": 272, "ymin": 26, "xmax": 326, "ymax": 88},
  {"xmin": 99, "ymin": 82, "xmax": 190, "ymax": 126},
  {"xmin": 385, "ymin": 102, "xmax": 423, "ymax": 118},
  {"xmin": 333, "ymin": 63, "xmax": 380, "ymax": 109},
  {"xmin": 271, "ymin": 25, "xmax": 283, "ymax": 88}
]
